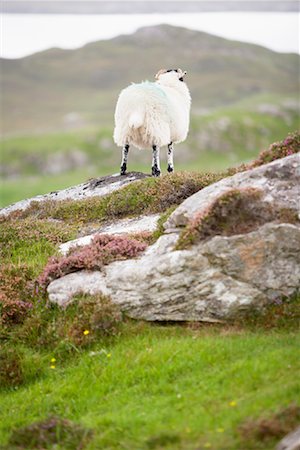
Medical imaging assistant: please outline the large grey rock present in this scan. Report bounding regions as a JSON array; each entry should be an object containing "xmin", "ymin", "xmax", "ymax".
[
  {"xmin": 0, "ymin": 171, "xmax": 149, "ymax": 217},
  {"xmin": 276, "ymin": 426, "xmax": 300, "ymax": 450},
  {"xmin": 48, "ymin": 223, "xmax": 300, "ymax": 320},
  {"xmin": 165, "ymin": 153, "xmax": 300, "ymax": 230},
  {"xmin": 47, "ymin": 155, "xmax": 300, "ymax": 321}
]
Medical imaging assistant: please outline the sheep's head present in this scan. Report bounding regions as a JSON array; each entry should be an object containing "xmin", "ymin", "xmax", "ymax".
[{"xmin": 155, "ymin": 68, "xmax": 187, "ymax": 84}]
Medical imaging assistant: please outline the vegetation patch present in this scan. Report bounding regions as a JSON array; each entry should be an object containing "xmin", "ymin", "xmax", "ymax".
[
  {"xmin": 63, "ymin": 293, "xmax": 123, "ymax": 347},
  {"xmin": 239, "ymin": 403, "xmax": 300, "ymax": 447},
  {"xmin": 12, "ymin": 171, "xmax": 224, "ymax": 224},
  {"xmin": 231, "ymin": 292, "xmax": 300, "ymax": 331},
  {"xmin": 7, "ymin": 416, "xmax": 93, "ymax": 450},
  {"xmin": 250, "ymin": 130, "xmax": 300, "ymax": 168},
  {"xmin": 176, "ymin": 187, "xmax": 299, "ymax": 249},
  {"xmin": 38, "ymin": 233, "xmax": 147, "ymax": 288},
  {"xmin": 0, "ymin": 347, "xmax": 24, "ymax": 388},
  {"xmin": 0, "ymin": 345, "xmax": 43, "ymax": 389},
  {"xmin": 227, "ymin": 130, "xmax": 300, "ymax": 175},
  {"xmin": 146, "ymin": 432, "xmax": 181, "ymax": 449},
  {"xmin": 0, "ymin": 217, "xmax": 77, "ymax": 267},
  {"xmin": 2, "ymin": 293, "xmax": 123, "ymax": 374},
  {"xmin": 0, "ymin": 264, "xmax": 35, "ymax": 326}
]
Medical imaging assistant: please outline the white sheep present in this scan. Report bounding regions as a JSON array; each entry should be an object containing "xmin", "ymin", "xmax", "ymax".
[{"xmin": 113, "ymin": 68, "xmax": 191, "ymax": 176}]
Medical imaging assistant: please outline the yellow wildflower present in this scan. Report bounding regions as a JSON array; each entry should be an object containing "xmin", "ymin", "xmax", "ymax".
[
  {"xmin": 204, "ymin": 443, "xmax": 211, "ymax": 448},
  {"xmin": 50, "ymin": 365, "xmax": 56, "ymax": 369},
  {"xmin": 229, "ymin": 401, "xmax": 237, "ymax": 407},
  {"xmin": 217, "ymin": 427, "xmax": 224, "ymax": 433},
  {"xmin": 50, "ymin": 357, "xmax": 56, "ymax": 363},
  {"xmin": 83, "ymin": 330, "xmax": 90, "ymax": 335},
  {"xmin": 107, "ymin": 353, "xmax": 111, "ymax": 358}
]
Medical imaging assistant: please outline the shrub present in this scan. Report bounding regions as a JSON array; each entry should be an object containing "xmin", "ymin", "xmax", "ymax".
[
  {"xmin": 38, "ymin": 233, "xmax": 147, "ymax": 288},
  {"xmin": 227, "ymin": 130, "xmax": 300, "ymax": 176},
  {"xmin": 0, "ymin": 347, "xmax": 24, "ymax": 388},
  {"xmin": 250, "ymin": 130, "xmax": 300, "ymax": 168},
  {"xmin": 8, "ymin": 416, "xmax": 93, "ymax": 450},
  {"xmin": 0, "ymin": 265, "xmax": 35, "ymax": 325},
  {"xmin": 66, "ymin": 294, "xmax": 123, "ymax": 347},
  {"xmin": 239, "ymin": 403, "xmax": 300, "ymax": 442},
  {"xmin": 14, "ymin": 294, "xmax": 123, "ymax": 353},
  {"xmin": 231, "ymin": 292, "xmax": 300, "ymax": 330}
]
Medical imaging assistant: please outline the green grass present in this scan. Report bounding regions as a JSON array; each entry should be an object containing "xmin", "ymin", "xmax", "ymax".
[{"xmin": 0, "ymin": 324, "xmax": 299, "ymax": 450}]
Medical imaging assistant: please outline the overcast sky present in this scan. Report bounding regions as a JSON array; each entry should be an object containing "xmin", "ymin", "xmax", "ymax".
[{"xmin": 1, "ymin": 12, "xmax": 299, "ymax": 58}]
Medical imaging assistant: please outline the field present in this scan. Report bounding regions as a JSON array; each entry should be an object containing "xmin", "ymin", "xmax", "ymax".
[{"xmin": 1, "ymin": 324, "xmax": 299, "ymax": 450}]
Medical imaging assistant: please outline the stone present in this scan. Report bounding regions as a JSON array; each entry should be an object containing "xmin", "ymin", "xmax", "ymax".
[
  {"xmin": 0, "ymin": 171, "xmax": 150, "ymax": 217},
  {"xmin": 276, "ymin": 426, "xmax": 300, "ymax": 450},
  {"xmin": 48, "ymin": 222, "xmax": 300, "ymax": 320},
  {"xmin": 47, "ymin": 271, "xmax": 110, "ymax": 307},
  {"xmin": 164, "ymin": 153, "xmax": 300, "ymax": 231},
  {"xmin": 59, "ymin": 214, "xmax": 160, "ymax": 255}
]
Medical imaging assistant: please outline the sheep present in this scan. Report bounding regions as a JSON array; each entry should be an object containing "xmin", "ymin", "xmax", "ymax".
[{"xmin": 113, "ymin": 68, "xmax": 191, "ymax": 177}]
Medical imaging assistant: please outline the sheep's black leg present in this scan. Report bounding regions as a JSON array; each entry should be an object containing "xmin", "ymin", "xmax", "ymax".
[
  {"xmin": 167, "ymin": 142, "xmax": 174, "ymax": 173},
  {"xmin": 120, "ymin": 144, "xmax": 129, "ymax": 175},
  {"xmin": 152, "ymin": 145, "xmax": 161, "ymax": 177}
]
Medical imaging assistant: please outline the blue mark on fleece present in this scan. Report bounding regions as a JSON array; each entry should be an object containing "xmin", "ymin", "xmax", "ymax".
[{"xmin": 128, "ymin": 81, "xmax": 167, "ymax": 99}]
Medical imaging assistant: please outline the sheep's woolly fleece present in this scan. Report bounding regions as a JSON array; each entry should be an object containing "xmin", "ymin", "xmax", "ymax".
[{"xmin": 114, "ymin": 71, "xmax": 191, "ymax": 149}]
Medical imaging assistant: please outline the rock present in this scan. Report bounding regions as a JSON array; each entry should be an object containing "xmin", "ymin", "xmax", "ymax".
[
  {"xmin": 0, "ymin": 171, "xmax": 150, "ymax": 217},
  {"xmin": 59, "ymin": 214, "xmax": 160, "ymax": 255},
  {"xmin": 48, "ymin": 223, "xmax": 300, "ymax": 320},
  {"xmin": 47, "ymin": 271, "xmax": 110, "ymax": 307},
  {"xmin": 276, "ymin": 426, "xmax": 300, "ymax": 450},
  {"xmin": 164, "ymin": 153, "xmax": 300, "ymax": 230},
  {"xmin": 46, "ymin": 155, "xmax": 300, "ymax": 321}
]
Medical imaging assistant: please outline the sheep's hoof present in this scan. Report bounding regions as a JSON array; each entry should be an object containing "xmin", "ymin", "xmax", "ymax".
[
  {"xmin": 167, "ymin": 165, "xmax": 174, "ymax": 173},
  {"xmin": 151, "ymin": 165, "xmax": 161, "ymax": 177}
]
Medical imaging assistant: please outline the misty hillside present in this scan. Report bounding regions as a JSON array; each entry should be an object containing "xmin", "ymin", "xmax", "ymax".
[{"xmin": 1, "ymin": 24, "xmax": 299, "ymax": 134}]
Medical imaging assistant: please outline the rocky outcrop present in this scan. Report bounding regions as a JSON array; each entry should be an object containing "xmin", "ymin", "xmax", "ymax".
[
  {"xmin": 276, "ymin": 426, "xmax": 300, "ymax": 450},
  {"xmin": 0, "ymin": 172, "xmax": 149, "ymax": 217},
  {"xmin": 47, "ymin": 154, "xmax": 300, "ymax": 321},
  {"xmin": 164, "ymin": 153, "xmax": 300, "ymax": 230}
]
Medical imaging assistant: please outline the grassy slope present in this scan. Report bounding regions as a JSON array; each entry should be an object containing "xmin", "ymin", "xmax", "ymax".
[
  {"xmin": 1, "ymin": 325, "xmax": 299, "ymax": 450},
  {"xmin": 1, "ymin": 133, "xmax": 300, "ymax": 450}
]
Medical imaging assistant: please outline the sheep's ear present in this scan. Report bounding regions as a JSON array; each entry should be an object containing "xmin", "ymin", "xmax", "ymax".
[
  {"xmin": 178, "ymin": 69, "xmax": 187, "ymax": 77},
  {"xmin": 155, "ymin": 69, "xmax": 167, "ymax": 80}
]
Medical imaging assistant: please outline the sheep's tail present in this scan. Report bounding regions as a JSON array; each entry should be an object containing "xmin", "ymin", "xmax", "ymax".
[{"xmin": 128, "ymin": 110, "xmax": 145, "ymax": 129}]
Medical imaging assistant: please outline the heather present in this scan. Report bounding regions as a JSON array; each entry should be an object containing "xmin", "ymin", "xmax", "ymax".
[
  {"xmin": 7, "ymin": 416, "xmax": 93, "ymax": 450},
  {"xmin": 227, "ymin": 130, "xmax": 300, "ymax": 175},
  {"xmin": 38, "ymin": 234, "xmax": 147, "ymax": 288}
]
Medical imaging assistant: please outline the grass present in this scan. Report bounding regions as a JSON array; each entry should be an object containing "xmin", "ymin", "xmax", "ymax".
[{"xmin": 0, "ymin": 323, "xmax": 299, "ymax": 449}]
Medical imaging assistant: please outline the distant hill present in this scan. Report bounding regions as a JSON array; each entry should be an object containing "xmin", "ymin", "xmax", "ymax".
[{"xmin": 1, "ymin": 24, "xmax": 299, "ymax": 135}]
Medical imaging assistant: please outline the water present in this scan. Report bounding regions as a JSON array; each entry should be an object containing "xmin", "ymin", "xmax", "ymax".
[{"xmin": 1, "ymin": 12, "xmax": 299, "ymax": 59}]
